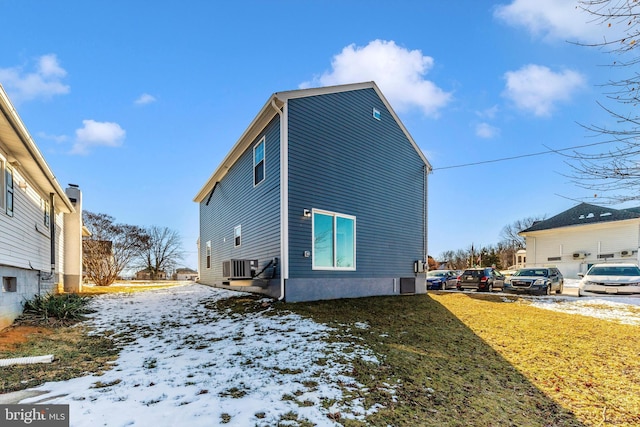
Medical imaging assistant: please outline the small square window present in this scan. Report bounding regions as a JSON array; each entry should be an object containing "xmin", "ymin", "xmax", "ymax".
[{"xmin": 3, "ymin": 277, "xmax": 17, "ymax": 292}]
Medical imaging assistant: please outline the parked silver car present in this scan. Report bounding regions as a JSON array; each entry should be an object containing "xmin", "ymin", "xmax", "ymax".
[
  {"xmin": 504, "ymin": 267, "xmax": 564, "ymax": 295},
  {"xmin": 578, "ymin": 263, "xmax": 640, "ymax": 296}
]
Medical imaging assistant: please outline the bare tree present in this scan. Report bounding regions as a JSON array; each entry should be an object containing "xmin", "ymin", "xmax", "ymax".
[
  {"xmin": 499, "ymin": 216, "xmax": 545, "ymax": 249},
  {"xmin": 567, "ymin": 1, "xmax": 640, "ymax": 202},
  {"xmin": 138, "ymin": 226, "xmax": 184, "ymax": 280},
  {"xmin": 83, "ymin": 211, "xmax": 149, "ymax": 286}
]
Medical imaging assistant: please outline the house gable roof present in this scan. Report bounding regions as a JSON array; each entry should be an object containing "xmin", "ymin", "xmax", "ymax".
[
  {"xmin": 0, "ymin": 84, "xmax": 74, "ymax": 213},
  {"xmin": 520, "ymin": 202, "xmax": 640, "ymax": 233},
  {"xmin": 193, "ymin": 81, "xmax": 431, "ymax": 203}
]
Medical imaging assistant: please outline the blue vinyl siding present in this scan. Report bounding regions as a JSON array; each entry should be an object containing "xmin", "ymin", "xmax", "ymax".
[
  {"xmin": 287, "ymin": 88, "xmax": 426, "ymax": 279},
  {"xmin": 198, "ymin": 117, "xmax": 281, "ymax": 283}
]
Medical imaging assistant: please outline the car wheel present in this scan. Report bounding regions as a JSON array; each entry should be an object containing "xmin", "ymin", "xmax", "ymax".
[
  {"xmin": 557, "ymin": 281, "xmax": 563, "ymax": 294},
  {"xmin": 545, "ymin": 285, "xmax": 552, "ymax": 296},
  {"xmin": 488, "ymin": 283, "xmax": 494, "ymax": 293},
  {"xmin": 440, "ymin": 282, "xmax": 446, "ymax": 291}
]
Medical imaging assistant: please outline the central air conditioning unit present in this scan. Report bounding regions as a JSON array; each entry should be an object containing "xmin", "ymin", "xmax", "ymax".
[
  {"xmin": 621, "ymin": 249, "xmax": 636, "ymax": 257},
  {"xmin": 572, "ymin": 251, "xmax": 588, "ymax": 260},
  {"xmin": 222, "ymin": 259, "xmax": 258, "ymax": 279}
]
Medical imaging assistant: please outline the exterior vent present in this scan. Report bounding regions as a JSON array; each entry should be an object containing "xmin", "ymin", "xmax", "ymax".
[
  {"xmin": 621, "ymin": 249, "xmax": 636, "ymax": 257},
  {"xmin": 222, "ymin": 259, "xmax": 258, "ymax": 279},
  {"xmin": 572, "ymin": 252, "xmax": 588, "ymax": 259}
]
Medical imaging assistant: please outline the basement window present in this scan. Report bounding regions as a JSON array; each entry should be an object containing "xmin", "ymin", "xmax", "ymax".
[
  {"xmin": 547, "ymin": 256, "xmax": 561, "ymax": 261},
  {"xmin": 598, "ymin": 253, "xmax": 614, "ymax": 259},
  {"xmin": 3, "ymin": 277, "xmax": 17, "ymax": 292}
]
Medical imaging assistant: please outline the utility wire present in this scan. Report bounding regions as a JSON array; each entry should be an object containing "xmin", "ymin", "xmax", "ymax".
[{"xmin": 432, "ymin": 139, "xmax": 613, "ymax": 171}]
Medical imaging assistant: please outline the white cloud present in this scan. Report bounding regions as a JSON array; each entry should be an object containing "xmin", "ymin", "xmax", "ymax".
[
  {"xmin": 494, "ymin": 0, "xmax": 615, "ymax": 43},
  {"xmin": 503, "ymin": 64, "xmax": 586, "ymax": 117},
  {"xmin": 72, "ymin": 119, "xmax": 126, "ymax": 155},
  {"xmin": 301, "ymin": 40, "xmax": 452, "ymax": 117},
  {"xmin": 476, "ymin": 105, "xmax": 500, "ymax": 120},
  {"xmin": 134, "ymin": 93, "xmax": 156, "ymax": 105},
  {"xmin": 37, "ymin": 131, "xmax": 68, "ymax": 143},
  {"xmin": 475, "ymin": 122, "xmax": 500, "ymax": 139},
  {"xmin": 0, "ymin": 54, "xmax": 70, "ymax": 102}
]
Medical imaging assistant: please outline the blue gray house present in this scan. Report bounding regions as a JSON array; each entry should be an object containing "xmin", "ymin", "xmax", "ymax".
[{"xmin": 193, "ymin": 82, "xmax": 431, "ymax": 301}]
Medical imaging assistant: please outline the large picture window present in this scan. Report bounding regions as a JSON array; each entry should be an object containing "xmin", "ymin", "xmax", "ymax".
[
  {"xmin": 312, "ymin": 210, "xmax": 356, "ymax": 270},
  {"xmin": 253, "ymin": 137, "xmax": 265, "ymax": 186}
]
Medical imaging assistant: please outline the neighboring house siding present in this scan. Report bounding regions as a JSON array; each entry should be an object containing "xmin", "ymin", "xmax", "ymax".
[
  {"xmin": 199, "ymin": 116, "xmax": 281, "ymax": 285},
  {"xmin": 287, "ymin": 89, "xmax": 426, "ymax": 281},
  {"xmin": 525, "ymin": 220, "xmax": 640, "ymax": 278},
  {"xmin": 0, "ymin": 167, "xmax": 52, "ymax": 272},
  {"xmin": 0, "ymin": 167, "xmax": 61, "ymax": 330}
]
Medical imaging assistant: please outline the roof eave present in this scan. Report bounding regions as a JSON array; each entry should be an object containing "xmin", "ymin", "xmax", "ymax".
[{"xmin": 0, "ymin": 85, "xmax": 74, "ymax": 213}]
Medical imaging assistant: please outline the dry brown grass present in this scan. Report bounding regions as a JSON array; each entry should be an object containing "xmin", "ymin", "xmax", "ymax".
[{"xmin": 287, "ymin": 292, "xmax": 640, "ymax": 426}]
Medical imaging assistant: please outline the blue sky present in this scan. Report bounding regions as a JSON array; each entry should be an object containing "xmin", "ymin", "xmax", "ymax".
[{"xmin": 0, "ymin": 0, "xmax": 628, "ymax": 269}]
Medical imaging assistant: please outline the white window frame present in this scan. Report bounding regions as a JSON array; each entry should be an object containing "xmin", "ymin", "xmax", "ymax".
[
  {"xmin": 234, "ymin": 225, "xmax": 241, "ymax": 247},
  {"xmin": 312, "ymin": 209, "xmax": 356, "ymax": 271},
  {"xmin": 42, "ymin": 198, "xmax": 50, "ymax": 228},
  {"xmin": 253, "ymin": 137, "xmax": 265, "ymax": 187},
  {"xmin": 0, "ymin": 158, "xmax": 4, "ymax": 210},
  {"xmin": 5, "ymin": 165, "xmax": 13, "ymax": 217},
  {"xmin": 206, "ymin": 240, "xmax": 212, "ymax": 269}
]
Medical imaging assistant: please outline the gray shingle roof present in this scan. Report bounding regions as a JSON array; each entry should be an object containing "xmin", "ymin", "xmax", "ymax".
[{"xmin": 521, "ymin": 202, "xmax": 640, "ymax": 233}]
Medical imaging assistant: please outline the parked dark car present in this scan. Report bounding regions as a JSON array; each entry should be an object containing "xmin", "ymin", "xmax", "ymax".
[
  {"xmin": 457, "ymin": 267, "xmax": 505, "ymax": 292},
  {"xmin": 427, "ymin": 270, "xmax": 459, "ymax": 290},
  {"xmin": 504, "ymin": 267, "xmax": 564, "ymax": 295}
]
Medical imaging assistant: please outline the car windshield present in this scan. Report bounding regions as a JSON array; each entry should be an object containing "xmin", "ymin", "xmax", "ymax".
[
  {"xmin": 514, "ymin": 269, "xmax": 548, "ymax": 277},
  {"xmin": 428, "ymin": 271, "xmax": 447, "ymax": 277},
  {"xmin": 463, "ymin": 270, "xmax": 484, "ymax": 277},
  {"xmin": 587, "ymin": 266, "xmax": 640, "ymax": 276}
]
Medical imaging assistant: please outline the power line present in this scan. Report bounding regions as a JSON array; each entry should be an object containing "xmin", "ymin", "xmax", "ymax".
[{"xmin": 432, "ymin": 139, "xmax": 613, "ymax": 171}]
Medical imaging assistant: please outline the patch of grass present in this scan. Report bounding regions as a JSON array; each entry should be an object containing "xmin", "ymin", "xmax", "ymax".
[
  {"xmin": 0, "ymin": 324, "xmax": 119, "ymax": 393},
  {"xmin": 284, "ymin": 292, "xmax": 640, "ymax": 427}
]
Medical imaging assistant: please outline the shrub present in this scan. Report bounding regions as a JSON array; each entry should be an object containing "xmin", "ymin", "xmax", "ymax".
[{"xmin": 23, "ymin": 293, "xmax": 94, "ymax": 321}]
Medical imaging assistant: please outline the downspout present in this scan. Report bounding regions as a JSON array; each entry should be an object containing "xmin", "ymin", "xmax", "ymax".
[
  {"xmin": 270, "ymin": 99, "xmax": 287, "ymax": 301},
  {"xmin": 49, "ymin": 192, "xmax": 55, "ymax": 273},
  {"xmin": 423, "ymin": 165, "xmax": 428, "ymax": 266}
]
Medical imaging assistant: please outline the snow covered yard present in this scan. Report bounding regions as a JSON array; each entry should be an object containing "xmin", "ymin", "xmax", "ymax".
[
  {"xmin": 19, "ymin": 284, "xmax": 383, "ymax": 427},
  {"xmin": 504, "ymin": 279, "xmax": 640, "ymax": 326}
]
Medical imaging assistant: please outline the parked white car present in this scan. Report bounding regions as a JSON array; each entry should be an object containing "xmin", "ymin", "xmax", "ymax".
[{"xmin": 578, "ymin": 263, "xmax": 640, "ymax": 296}]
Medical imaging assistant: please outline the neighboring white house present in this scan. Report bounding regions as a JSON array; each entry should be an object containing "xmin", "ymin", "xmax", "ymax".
[
  {"xmin": 0, "ymin": 84, "xmax": 84, "ymax": 330},
  {"xmin": 519, "ymin": 202, "xmax": 640, "ymax": 278}
]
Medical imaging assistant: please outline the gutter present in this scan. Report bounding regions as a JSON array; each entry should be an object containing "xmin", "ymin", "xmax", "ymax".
[{"xmin": 270, "ymin": 99, "xmax": 287, "ymax": 301}]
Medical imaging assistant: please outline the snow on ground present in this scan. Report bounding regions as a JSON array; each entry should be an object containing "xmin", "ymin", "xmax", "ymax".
[
  {"xmin": 20, "ymin": 284, "xmax": 384, "ymax": 427},
  {"xmin": 512, "ymin": 279, "xmax": 640, "ymax": 326},
  {"xmin": 15, "ymin": 280, "xmax": 640, "ymax": 426}
]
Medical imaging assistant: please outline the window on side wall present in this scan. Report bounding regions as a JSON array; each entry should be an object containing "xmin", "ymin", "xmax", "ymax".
[
  {"xmin": 206, "ymin": 241, "xmax": 211, "ymax": 269},
  {"xmin": 43, "ymin": 199, "xmax": 50, "ymax": 228},
  {"xmin": 312, "ymin": 210, "xmax": 356, "ymax": 270},
  {"xmin": 5, "ymin": 166, "xmax": 13, "ymax": 217},
  {"xmin": 234, "ymin": 225, "xmax": 241, "ymax": 247},
  {"xmin": 253, "ymin": 137, "xmax": 265, "ymax": 186},
  {"xmin": 0, "ymin": 159, "xmax": 4, "ymax": 210}
]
